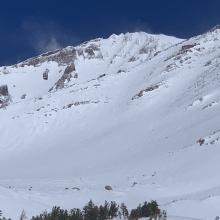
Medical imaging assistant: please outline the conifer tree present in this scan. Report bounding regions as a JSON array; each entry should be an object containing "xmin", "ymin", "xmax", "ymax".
[{"xmin": 120, "ymin": 203, "xmax": 129, "ymax": 219}]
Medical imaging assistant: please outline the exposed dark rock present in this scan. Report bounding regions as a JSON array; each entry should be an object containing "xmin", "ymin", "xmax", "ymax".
[
  {"xmin": 132, "ymin": 85, "xmax": 160, "ymax": 100},
  {"xmin": 85, "ymin": 48, "xmax": 95, "ymax": 57},
  {"xmin": 0, "ymin": 85, "xmax": 10, "ymax": 108},
  {"xmin": 73, "ymin": 73, "xmax": 78, "ymax": 79},
  {"xmin": 105, "ymin": 185, "xmax": 113, "ymax": 191},
  {"xmin": 83, "ymin": 44, "xmax": 100, "ymax": 58},
  {"xmin": 43, "ymin": 69, "xmax": 49, "ymax": 80},
  {"xmin": 87, "ymin": 44, "xmax": 100, "ymax": 51},
  {"xmin": 164, "ymin": 43, "xmax": 198, "ymax": 62},
  {"xmin": 139, "ymin": 47, "xmax": 150, "ymax": 54},
  {"xmin": 117, "ymin": 69, "xmax": 125, "ymax": 74},
  {"xmin": 210, "ymin": 140, "xmax": 215, "ymax": 145},
  {"xmin": 204, "ymin": 61, "xmax": 212, "ymax": 66},
  {"xmin": 93, "ymin": 84, "xmax": 100, "ymax": 88},
  {"xmin": 63, "ymin": 101, "xmax": 90, "ymax": 109},
  {"xmin": 154, "ymin": 51, "xmax": 161, "ymax": 56},
  {"xmin": 128, "ymin": 56, "xmax": 137, "ymax": 62},
  {"xmin": 72, "ymin": 187, "xmax": 80, "ymax": 191},
  {"xmin": 77, "ymin": 49, "xmax": 84, "ymax": 56},
  {"xmin": 132, "ymin": 182, "xmax": 138, "ymax": 187},
  {"xmin": 181, "ymin": 44, "xmax": 197, "ymax": 52},
  {"xmin": 21, "ymin": 94, "xmax": 27, "ymax": 99},
  {"xmin": 17, "ymin": 39, "xmax": 102, "ymax": 68},
  {"xmin": 0, "ymin": 85, "xmax": 9, "ymax": 96},
  {"xmin": 18, "ymin": 42, "xmax": 102, "ymax": 67},
  {"xmin": 197, "ymin": 138, "xmax": 205, "ymax": 146},
  {"xmin": 52, "ymin": 63, "xmax": 76, "ymax": 90},
  {"xmin": 19, "ymin": 47, "xmax": 77, "ymax": 67},
  {"xmin": 98, "ymin": 74, "xmax": 106, "ymax": 79}
]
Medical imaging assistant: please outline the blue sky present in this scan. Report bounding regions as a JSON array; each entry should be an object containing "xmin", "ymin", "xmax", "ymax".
[{"xmin": 0, "ymin": 0, "xmax": 220, "ymax": 65}]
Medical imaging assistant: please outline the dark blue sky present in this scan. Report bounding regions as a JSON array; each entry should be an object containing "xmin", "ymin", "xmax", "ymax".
[{"xmin": 0, "ymin": 0, "xmax": 220, "ymax": 65}]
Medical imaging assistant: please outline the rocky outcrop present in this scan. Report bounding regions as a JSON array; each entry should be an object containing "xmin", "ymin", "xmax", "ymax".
[
  {"xmin": 181, "ymin": 44, "xmax": 197, "ymax": 52},
  {"xmin": 105, "ymin": 185, "xmax": 113, "ymax": 191},
  {"xmin": 132, "ymin": 84, "xmax": 160, "ymax": 100},
  {"xmin": 52, "ymin": 63, "xmax": 76, "ymax": 90},
  {"xmin": 84, "ymin": 44, "xmax": 101, "ymax": 58},
  {"xmin": 43, "ymin": 69, "xmax": 49, "ymax": 80},
  {"xmin": 19, "ymin": 47, "xmax": 77, "ymax": 67},
  {"xmin": 197, "ymin": 138, "xmax": 205, "ymax": 146},
  {"xmin": 0, "ymin": 85, "xmax": 9, "ymax": 96},
  {"xmin": 0, "ymin": 85, "xmax": 10, "ymax": 108},
  {"xmin": 18, "ymin": 42, "xmax": 102, "ymax": 68},
  {"xmin": 21, "ymin": 94, "xmax": 27, "ymax": 99}
]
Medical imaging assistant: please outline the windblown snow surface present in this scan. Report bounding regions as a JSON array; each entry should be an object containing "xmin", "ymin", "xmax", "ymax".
[{"xmin": 1, "ymin": 27, "xmax": 220, "ymax": 220}]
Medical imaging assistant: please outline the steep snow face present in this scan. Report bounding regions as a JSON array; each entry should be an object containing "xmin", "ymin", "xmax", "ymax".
[
  {"xmin": 0, "ymin": 32, "xmax": 181, "ymax": 170},
  {"xmin": 1, "ymin": 29, "xmax": 220, "ymax": 219},
  {"xmin": 0, "ymin": 32, "xmax": 179, "ymax": 102}
]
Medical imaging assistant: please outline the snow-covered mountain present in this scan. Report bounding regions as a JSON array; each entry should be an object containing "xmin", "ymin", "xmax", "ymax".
[{"xmin": 1, "ymin": 26, "xmax": 220, "ymax": 220}]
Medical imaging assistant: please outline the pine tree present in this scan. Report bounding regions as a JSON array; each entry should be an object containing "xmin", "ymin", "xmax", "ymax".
[
  {"xmin": 98, "ymin": 201, "xmax": 109, "ymax": 220},
  {"xmin": 83, "ymin": 200, "xmax": 99, "ymax": 220},
  {"xmin": 108, "ymin": 201, "xmax": 119, "ymax": 219},
  {"xmin": 70, "ymin": 208, "xmax": 83, "ymax": 220},
  {"xmin": 20, "ymin": 210, "xmax": 27, "ymax": 220},
  {"xmin": 120, "ymin": 203, "xmax": 129, "ymax": 219},
  {"xmin": 162, "ymin": 210, "xmax": 167, "ymax": 220}
]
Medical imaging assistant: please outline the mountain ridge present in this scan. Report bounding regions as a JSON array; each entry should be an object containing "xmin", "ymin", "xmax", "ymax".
[{"xmin": 0, "ymin": 27, "xmax": 220, "ymax": 220}]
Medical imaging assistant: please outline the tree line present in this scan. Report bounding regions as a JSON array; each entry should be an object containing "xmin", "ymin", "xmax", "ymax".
[{"xmin": 30, "ymin": 200, "xmax": 167, "ymax": 220}]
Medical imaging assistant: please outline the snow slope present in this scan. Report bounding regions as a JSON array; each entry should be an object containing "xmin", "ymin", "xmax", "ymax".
[{"xmin": 0, "ymin": 27, "xmax": 220, "ymax": 219}]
